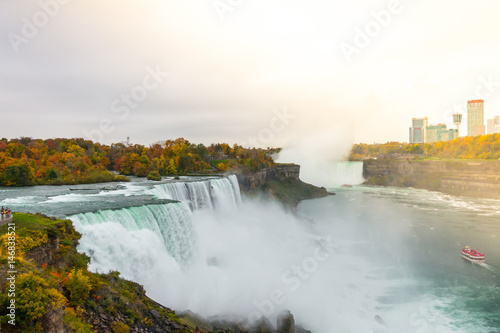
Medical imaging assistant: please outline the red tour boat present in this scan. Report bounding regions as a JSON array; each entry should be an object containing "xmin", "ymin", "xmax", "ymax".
[{"xmin": 461, "ymin": 245, "xmax": 485, "ymax": 263}]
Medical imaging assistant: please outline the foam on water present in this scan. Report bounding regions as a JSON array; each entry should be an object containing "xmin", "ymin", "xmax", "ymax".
[{"xmin": 1, "ymin": 196, "xmax": 37, "ymax": 204}]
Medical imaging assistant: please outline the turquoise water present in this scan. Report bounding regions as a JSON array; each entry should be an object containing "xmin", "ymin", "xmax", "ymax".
[
  {"xmin": 1, "ymin": 177, "xmax": 499, "ymax": 332},
  {"xmin": 298, "ymin": 186, "xmax": 500, "ymax": 332}
]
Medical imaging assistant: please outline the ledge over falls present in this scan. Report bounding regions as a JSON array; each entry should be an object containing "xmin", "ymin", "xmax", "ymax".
[{"xmin": 236, "ymin": 163, "xmax": 329, "ymax": 207}]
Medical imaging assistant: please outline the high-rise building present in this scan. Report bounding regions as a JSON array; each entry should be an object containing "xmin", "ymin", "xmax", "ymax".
[
  {"xmin": 409, "ymin": 117, "xmax": 428, "ymax": 143},
  {"xmin": 425, "ymin": 124, "xmax": 458, "ymax": 143},
  {"xmin": 487, "ymin": 116, "xmax": 500, "ymax": 134},
  {"xmin": 453, "ymin": 113, "xmax": 462, "ymax": 137},
  {"xmin": 467, "ymin": 100, "xmax": 485, "ymax": 136}
]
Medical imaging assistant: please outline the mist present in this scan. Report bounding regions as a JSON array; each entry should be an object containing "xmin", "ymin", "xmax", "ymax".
[
  {"xmin": 276, "ymin": 128, "xmax": 364, "ymax": 187},
  {"xmin": 73, "ymin": 190, "xmax": 420, "ymax": 333}
]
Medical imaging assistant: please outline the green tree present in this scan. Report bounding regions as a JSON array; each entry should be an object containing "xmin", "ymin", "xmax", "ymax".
[{"xmin": 2, "ymin": 164, "xmax": 34, "ymax": 186}]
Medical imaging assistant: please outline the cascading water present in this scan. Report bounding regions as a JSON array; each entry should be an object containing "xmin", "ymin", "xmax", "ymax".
[
  {"xmin": 70, "ymin": 175, "xmax": 242, "ymax": 271},
  {"xmin": 146, "ymin": 175, "xmax": 241, "ymax": 211},
  {"xmin": 147, "ymin": 181, "xmax": 213, "ymax": 210},
  {"xmin": 328, "ymin": 161, "xmax": 364, "ymax": 186},
  {"xmin": 71, "ymin": 203, "xmax": 197, "ymax": 267}
]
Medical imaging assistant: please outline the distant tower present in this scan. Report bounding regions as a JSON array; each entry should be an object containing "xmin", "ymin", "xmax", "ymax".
[
  {"xmin": 453, "ymin": 113, "xmax": 462, "ymax": 137},
  {"xmin": 467, "ymin": 100, "xmax": 485, "ymax": 136},
  {"xmin": 127, "ymin": 136, "xmax": 130, "ymax": 146}
]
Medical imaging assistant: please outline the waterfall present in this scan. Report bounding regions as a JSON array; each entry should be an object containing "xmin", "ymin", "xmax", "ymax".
[
  {"xmin": 70, "ymin": 203, "xmax": 197, "ymax": 267},
  {"xmin": 147, "ymin": 175, "xmax": 241, "ymax": 211},
  {"xmin": 147, "ymin": 181, "xmax": 213, "ymax": 210},
  {"xmin": 328, "ymin": 161, "xmax": 364, "ymax": 186},
  {"xmin": 70, "ymin": 175, "xmax": 242, "ymax": 270}
]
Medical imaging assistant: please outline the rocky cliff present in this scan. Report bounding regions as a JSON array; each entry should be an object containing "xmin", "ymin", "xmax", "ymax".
[
  {"xmin": 363, "ymin": 159, "xmax": 500, "ymax": 198},
  {"xmin": 236, "ymin": 164, "xmax": 301, "ymax": 190},
  {"xmin": 236, "ymin": 164, "xmax": 329, "ymax": 207}
]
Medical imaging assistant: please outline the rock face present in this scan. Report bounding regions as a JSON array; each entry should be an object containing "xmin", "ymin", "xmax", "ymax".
[
  {"xmin": 24, "ymin": 236, "xmax": 62, "ymax": 268},
  {"xmin": 236, "ymin": 163, "xmax": 329, "ymax": 207},
  {"xmin": 277, "ymin": 310, "xmax": 295, "ymax": 333},
  {"xmin": 363, "ymin": 159, "xmax": 500, "ymax": 198},
  {"xmin": 236, "ymin": 164, "xmax": 300, "ymax": 190}
]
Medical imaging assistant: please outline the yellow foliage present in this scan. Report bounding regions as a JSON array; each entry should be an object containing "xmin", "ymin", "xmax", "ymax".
[
  {"xmin": 112, "ymin": 322, "xmax": 130, "ymax": 333},
  {"xmin": 217, "ymin": 163, "xmax": 227, "ymax": 171},
  {"xmin": 0, "ymin": 230, "xmax": 48, "ymax": 258},
  {"xmin": 64, "ymin": 268, "xmax": 92, "ymax": 306},
  {"xmin": 16, "ymin": 272, "xmax": 66, "ymax": 323}
]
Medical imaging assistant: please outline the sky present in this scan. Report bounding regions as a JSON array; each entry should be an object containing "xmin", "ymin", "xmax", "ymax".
[{"xmin": 1, "ymin": 0, "xmax": 500, "ymax": 148}]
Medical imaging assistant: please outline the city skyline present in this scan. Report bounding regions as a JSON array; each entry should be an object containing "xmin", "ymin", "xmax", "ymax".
[{"xmin": 408, "ymin": 99, "xmax": 500, "ymax": 144}]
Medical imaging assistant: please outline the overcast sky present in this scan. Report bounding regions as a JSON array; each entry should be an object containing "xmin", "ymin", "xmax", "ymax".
[{"xmin": 1, "ymin": 0, "xmax": 500, "ymax": 148}]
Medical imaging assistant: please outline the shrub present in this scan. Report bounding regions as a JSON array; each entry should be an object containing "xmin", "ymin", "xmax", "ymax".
[
  {"xmin": 64, "ymin": 269, "xmax": 92, "ymax": 306},
  {"xmin": 0, "ymin": 230, "xmax": 48, "ymax": 257},
  {"xmin": 16, "ymin": 272, "xmax": 66, "ymax": 325},
  {"xmin": 63, "ymin": 307, "xmax": 93, "ymax": 333},
  {"xmin": 112, "ymin": 322, "xmax": 130, "ymax": 333},
  {"xmin": 146, "ymin": 170, "xmax": 162, "ymax": 181}
]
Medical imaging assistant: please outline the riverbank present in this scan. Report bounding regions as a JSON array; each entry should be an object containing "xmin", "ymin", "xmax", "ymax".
[{"xmin": 363, "ymin": 159, "xmax": 500, "ymax": 199}]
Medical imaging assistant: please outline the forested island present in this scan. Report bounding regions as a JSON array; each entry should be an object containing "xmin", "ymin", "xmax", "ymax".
[{"xmin": 0, "ymin": 137, "xmax": 274, "ymax": 186}]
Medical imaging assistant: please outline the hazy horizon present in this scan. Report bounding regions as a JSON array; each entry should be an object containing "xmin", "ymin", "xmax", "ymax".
[{"xmin": 2, "ymin": 0, "xmax": 500, "ymax": 148}]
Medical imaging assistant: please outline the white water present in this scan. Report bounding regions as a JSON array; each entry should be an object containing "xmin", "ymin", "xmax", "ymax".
[
  {"xmin": 146, "ymin": 176, "xmax": 241, "ymax": 211},
  {"xmin": 71, "ymin": 203, "xmax": 197, "ymax": 266},
  {"xmin": 66, "ymin": 168, "xmax": 499, "ymax": 332}
]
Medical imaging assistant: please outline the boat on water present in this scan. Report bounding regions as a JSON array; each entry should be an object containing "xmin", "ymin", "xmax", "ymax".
[
  {"xmin": 341, "ymin": 184, "xmax": 353, "ymax": 188},
  {"xmin": 461, "ymin": 245, "xmax": 485, "ymax": 263}
]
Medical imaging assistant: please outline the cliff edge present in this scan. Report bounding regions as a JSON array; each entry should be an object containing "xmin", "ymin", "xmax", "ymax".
[
  {"xmin": 236, "ymin": 163, "xmax": 330, "ymax": 207},
  {"xmin": 363, "ymin": 159, "xmax": 500, "ymax": 199}
]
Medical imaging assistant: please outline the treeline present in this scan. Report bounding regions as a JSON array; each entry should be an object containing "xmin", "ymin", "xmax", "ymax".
[
  {"xmin": 350, "ymin": 133, "xmax": 500, "ymax": 160},
  {"xmin": 0, "ymin": 137, "xmax": 275, "ymax": 186}
]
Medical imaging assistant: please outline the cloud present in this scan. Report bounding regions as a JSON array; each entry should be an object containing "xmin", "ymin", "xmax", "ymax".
[{"xmin": 1, "ymin": 0, "xmax": 500, "ymax": 146}]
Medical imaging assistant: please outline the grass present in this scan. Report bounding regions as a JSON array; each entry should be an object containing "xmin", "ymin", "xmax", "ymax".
[{"xmin": 0, "ymin": 212, "xmax": 61, "ymax": 238}]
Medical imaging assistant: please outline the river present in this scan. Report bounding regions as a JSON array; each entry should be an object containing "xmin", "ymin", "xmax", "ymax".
[{"xmin": 0, "ymin": 170, "xmax": 499, "ymax": 333}]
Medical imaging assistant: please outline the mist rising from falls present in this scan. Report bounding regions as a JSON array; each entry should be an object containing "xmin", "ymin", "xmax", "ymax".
[
  {"xmin": 275, "ymin": 129, "xmax": 364, "ymax": 188},
  {"xmin": 70, "ymin": 174, "xmax": 446, "ymax": 333},
  {"xmin": 72, "ymin": 193, "xmax": 404, "ymax": 332}
]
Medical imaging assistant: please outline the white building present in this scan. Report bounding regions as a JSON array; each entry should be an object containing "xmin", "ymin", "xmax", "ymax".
[
  {"xmin": 487, "ymin": 116, "xmax": 500, "ymax": 134},
  {"xmin": 467, "ymin": 99, "xmax": 485, "ymax": 137}
]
